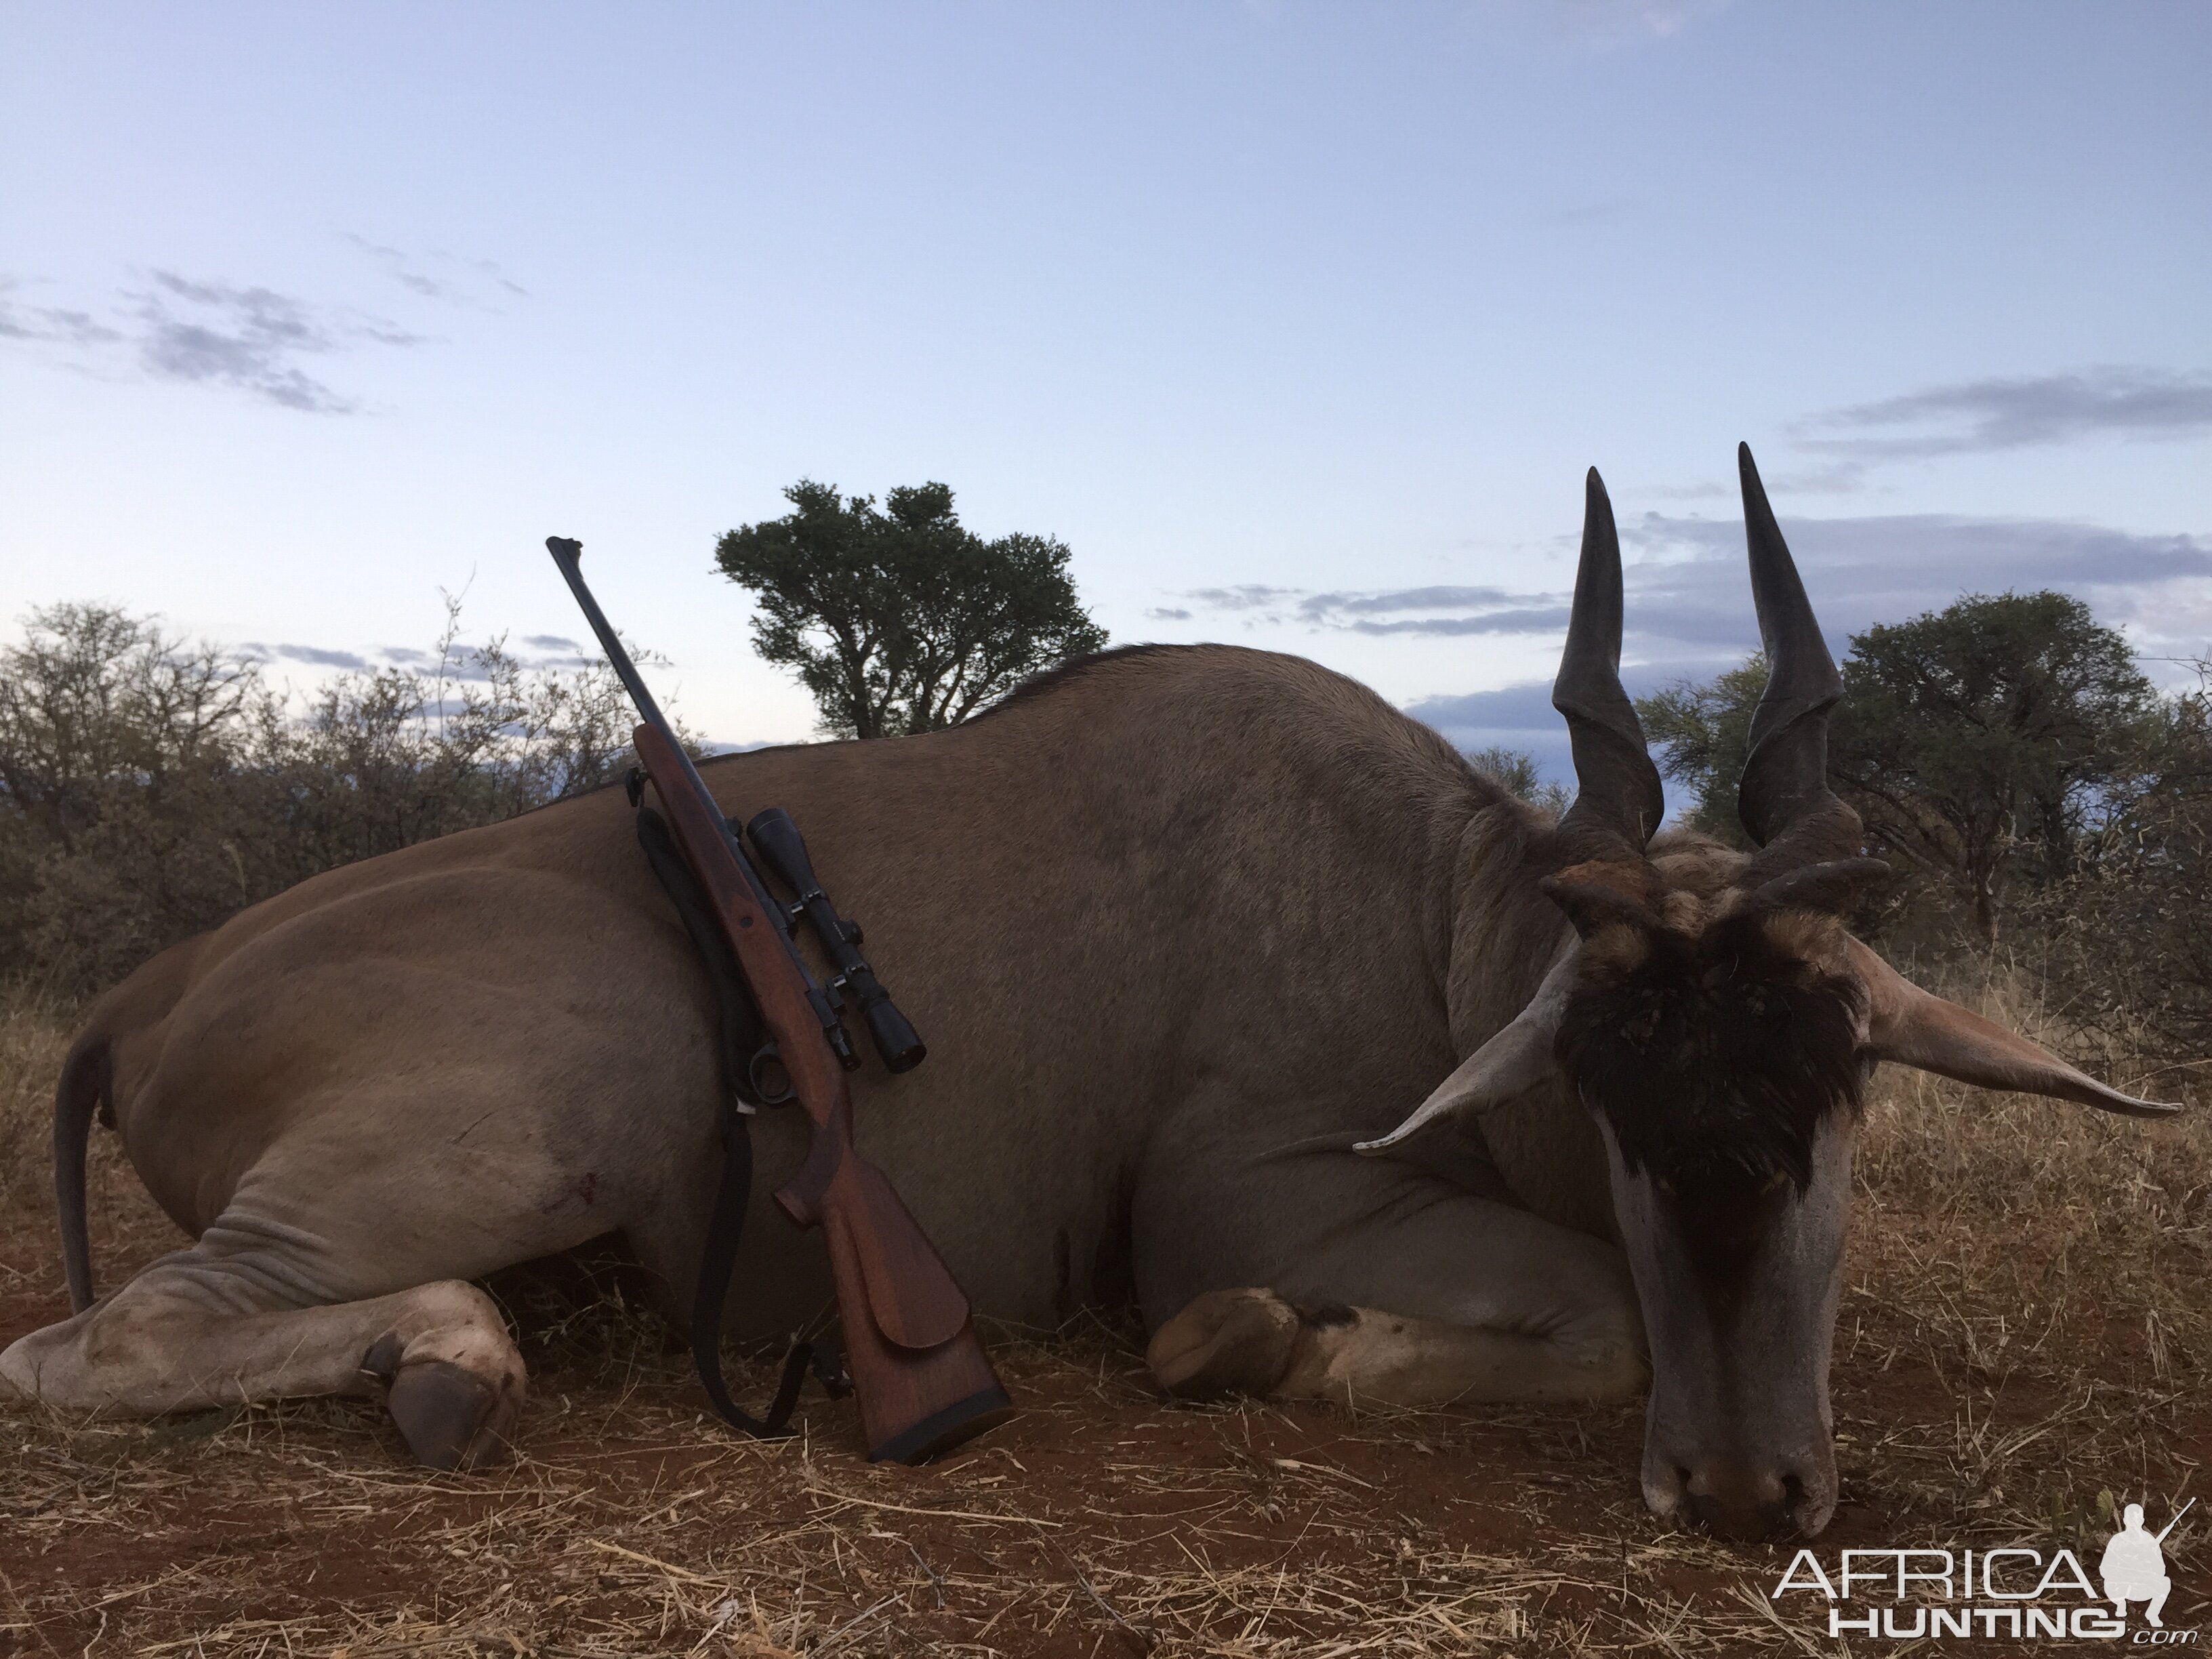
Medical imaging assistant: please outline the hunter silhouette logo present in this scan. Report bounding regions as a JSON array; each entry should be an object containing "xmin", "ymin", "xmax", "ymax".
[
  {"xmin": 2105, "ymin": 1499, "xmax": 2192, "ymax": 1629},
  {"xmin": 1769, "ymin": 1496, "xmax": 2196, "ymax": 1642}
]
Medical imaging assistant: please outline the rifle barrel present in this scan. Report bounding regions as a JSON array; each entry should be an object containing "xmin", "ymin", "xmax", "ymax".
[
  {"xmin": 546, "ymin": 537, "xmax": 843, "ymax": 1045},
  {"xmin": 547, "ymin": 538, "xmax": 719, "ymax": 833},
  {"xmin": 2155, "ymin": 1496, "xmax": 2195, "ymax": 1543}
]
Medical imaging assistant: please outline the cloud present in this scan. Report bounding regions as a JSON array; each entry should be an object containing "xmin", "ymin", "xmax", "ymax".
[
  {"xmin": 1168, "ymin": 512, "xmax": 2212, "ymax": 668},
  {"xmin": 1393, "ymin": 516, "xmax": 2211, "ymax": 788},
  {"xmin": 1343, "ymin": 607, "xmax": 1576, "ymax": 637},
  {"xmin": 1641, "ymin": 478, "xmax": 1731, "ymax": 501},
  {"xmin": 1620, "ymin": 511, "xmax": 2212, "ymax": 653},
  {"xmin": 344, "ymin": 234, "xmax": 530, "ymax": 304},
  {"xmin": 1395, "ymin": 515, "xmax": 2212, "ymax": 786},
  {"xmin": 1793, "ymin": 366, "xmax": 2212, "ymax": 462},
  {"xmin": 1401, "ymin": 678, "xmax": 1568, "ymax": 734},
  {"xmin": 1158, "ymin": 581, "xmax": 1573, "ymax": 637},
  {"xmin": 478, "ymin": 260, "xmax": 529, "ymax": 298},
  {"xmin": 346, "ymin": 236, "xmax": 446, "ymax": 299},
  {"xmin": 244, "ymin": 634, "xmax": 611, "ymax": 685},
  {"xmin": 1186, "ymin": 584, "xmax": 1301, "ymax": 611},
  {"xmin": 1299, "ymin": 584, "xmax": 1532, "ymax": 617},
  {"xmin": 123, "ymin": 271, "xmax": 427, "ymax": 413},
  {"xmin": 1300, "ymin": 584, "xmax": 1570, "ymax": 637},
  {"xmin": 0, "ymin": 284, "xmax": 123, "ymax": 347},
  {"xmin": 0, "ymin": 260, "xmax": 474, "ymax": 412},
  {"xmin": 1761, "ymin": 461, "xmax": 1871, "ymax": 495},
  {"xmin": 1404, "ymin": 657, "xmax": 1712, "ymax": 733},
  {"xmin": 252, "ymin": 643, "xmax": 377, "ymax": 671},
  {"xmin": 1404, "ymin": 659, "xmax": 1738, "ymax": 804}
]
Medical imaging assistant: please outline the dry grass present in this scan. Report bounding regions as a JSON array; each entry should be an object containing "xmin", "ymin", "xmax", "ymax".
[
  {"xmin": 0, "ymin": 991, "xmax": 72, "ymax": 1211},
  {"xmin": 1858, "ymin": 1017, "xmax": 2211, "ymax": 1403},
  {"xmin": 1841, "ymin": 968, "xmax": 2212, "ymax": 1561},
  {"xmin": 2, "ymin": 977, "xmax": 2207, "ymax": 1656}
]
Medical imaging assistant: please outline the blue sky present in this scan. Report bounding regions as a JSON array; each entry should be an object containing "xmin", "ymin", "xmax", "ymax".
[{"xmin": 4, "ymin": 2, "xmax": 2208, "ymax": 779}]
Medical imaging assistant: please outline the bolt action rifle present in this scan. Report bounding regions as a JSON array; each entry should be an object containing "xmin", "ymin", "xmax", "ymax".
[{"xmin": 548, "ymin": 535, "xmax": 1012, "ymax": 1463}]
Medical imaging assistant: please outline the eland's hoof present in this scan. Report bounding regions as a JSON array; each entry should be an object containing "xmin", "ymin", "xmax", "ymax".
[
  {"xmin": 1148, "ymin": 1287, "xmax": 1301, "ymax": 1399},
  {"xmin": 385, "ymin": 1359, "xmax": 516, "ymax": 1471}
]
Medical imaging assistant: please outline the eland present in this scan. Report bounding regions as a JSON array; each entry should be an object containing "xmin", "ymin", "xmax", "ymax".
[{"xmin": 1, "ymin": 446, "xmax": 2173, "ymax": 1538}]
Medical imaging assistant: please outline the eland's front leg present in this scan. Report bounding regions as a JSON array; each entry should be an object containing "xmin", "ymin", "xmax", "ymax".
[
  {"xmin": 1148, "ymin": 1280, "xmax": 1645, "ymax": 1406},
  {"xmin": 1135, "ymin": 1130, "xmax": 1644, "ymax": 1408}
]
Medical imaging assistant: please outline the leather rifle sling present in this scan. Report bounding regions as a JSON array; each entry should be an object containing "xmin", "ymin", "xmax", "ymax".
[{"xmin": 633, "ymin": 801, "xmax": 838, "ymax": 1436}]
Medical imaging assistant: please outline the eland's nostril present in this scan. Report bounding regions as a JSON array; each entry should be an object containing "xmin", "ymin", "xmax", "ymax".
[
  {"xmin": 1679, "ymin": 1458, "xmax": 1797, "ymax": 1540},
  {"xmin": 1780, "ymin": 1465, "xmax": 1838, "ymax": 1538},
  {"xmin": 1639, "ymin": 1459, "xmax": 1692, "ymax": 1521}
]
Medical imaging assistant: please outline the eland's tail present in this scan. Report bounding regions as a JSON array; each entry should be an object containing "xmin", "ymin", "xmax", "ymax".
[{"xmin": 54, "ymin": 1036, "xmax": 111, "ymax": 1313}]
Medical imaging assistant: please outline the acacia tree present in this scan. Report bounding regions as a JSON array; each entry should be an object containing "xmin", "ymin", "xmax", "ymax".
[
  {"xmin": 2020, "ymin": 669, "xmax": 2212, "ymax": 1047},
  {"xmin": 1636, "ymin": 592, "xmax": 2158, "ymax": 945},
  {"xmin": 714, "ymin": 480, "xmax": 1107, "ymax": 739},
  {"xmin": 1833, "ymin": 593, "xmax": 2156, "ymax": 942}
]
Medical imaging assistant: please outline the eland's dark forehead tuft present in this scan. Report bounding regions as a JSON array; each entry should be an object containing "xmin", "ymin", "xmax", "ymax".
[{"xmin": 1555, "ymin": 912, "xmax": 1866, "ymax": 1196}]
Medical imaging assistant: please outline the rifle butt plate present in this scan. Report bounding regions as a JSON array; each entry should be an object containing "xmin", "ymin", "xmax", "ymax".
[{"xmin": 867, "ymin": 1384, "xmax": 1015, "ymax": 1466}]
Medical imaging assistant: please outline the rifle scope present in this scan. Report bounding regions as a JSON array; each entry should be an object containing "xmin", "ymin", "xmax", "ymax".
[{"xmin": 745, "ymin": 807, "xmax": 927, "ymax": 1073}]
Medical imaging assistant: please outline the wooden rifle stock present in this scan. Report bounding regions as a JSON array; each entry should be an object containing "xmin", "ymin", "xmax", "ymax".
[{"xmin": 630, "ymin": 722, "xmax": 1012, "ymax": 1462}]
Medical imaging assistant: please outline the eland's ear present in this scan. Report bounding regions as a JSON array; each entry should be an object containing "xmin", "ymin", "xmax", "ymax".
[
  {"xmin": 1357, "ymin": 949, "xmax": 1578, "ymax": 1153},
  {"xmin": 1538, "ymin": 873, "xmax": 1656, "ymax": 939},
  {"xmin": 1849, "ymin": 939, "xmax": 2182, "ymax": 1118},
  {"xmin": 1749, "ymin": 857, "xmax": 1891, "ymax": 918}
]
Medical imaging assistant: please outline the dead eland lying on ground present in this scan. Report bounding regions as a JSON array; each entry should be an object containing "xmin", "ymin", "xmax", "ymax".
[{"xmin": 0, "ymin": 446, "xmax": 2176, "ymax": 1540}]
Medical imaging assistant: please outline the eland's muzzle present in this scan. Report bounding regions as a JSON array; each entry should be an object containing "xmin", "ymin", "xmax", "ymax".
[{"xmin": 1643, "ymin": 1443, "xmax": 1837, "ymax": 1540}]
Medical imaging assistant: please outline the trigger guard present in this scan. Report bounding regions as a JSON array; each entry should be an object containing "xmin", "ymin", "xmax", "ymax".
[{"xmin": 748, "ymin": 1042, "xmax": 796, "ymax": 1107}]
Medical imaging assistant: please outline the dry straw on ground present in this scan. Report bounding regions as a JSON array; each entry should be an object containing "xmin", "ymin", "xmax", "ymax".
[{"xmin": 1, "ymin": 975, "xmax": 2206, "ymax": 1656}]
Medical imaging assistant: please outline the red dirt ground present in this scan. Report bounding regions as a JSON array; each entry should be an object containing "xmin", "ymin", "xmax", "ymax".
[{"xmin": 2, "ymin": 1153, "xmax": 2205, "ymax": 1656}]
